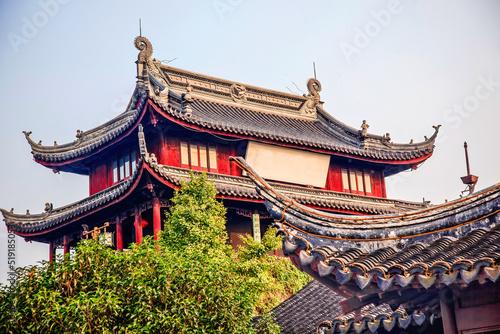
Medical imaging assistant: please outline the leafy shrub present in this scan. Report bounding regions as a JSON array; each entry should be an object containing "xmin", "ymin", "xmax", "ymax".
[{"xmin": 0, "ymin": 173, "xmax": 310, "ymax": 333}]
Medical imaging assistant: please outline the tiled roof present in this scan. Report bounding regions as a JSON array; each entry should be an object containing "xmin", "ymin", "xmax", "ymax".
[
  {"xmin": 318, "ymin": 309, "xmax": 438, "ymax": 334},
  {"xmin": 270, "ymin": 280, "xmax": 436, "ymax": 334},
  {"xmin": 148, "ymin": 87, "xmax": 438, "ymax": 164},
  {"xmin": 23, "ymin": 35, "xmax": 438, "ymax": 168},
  {"xmin": 25, "ymin": 89, "xmax": 148, "ymax": 169},
  {"xmin": 2, "ymin": 159, "xmax": 144, "ymax": 234},
  {"xmin": 146, "ymin": 159, "xmax": 424, "ymax": 215},
  {"xmin": 269, "ymin": 280, "xmax": 345, "ymax": 334},
  {"xmin": 2, "ymin": 130, "xmax": 426, "ymax": 238},
  {"xmin": 287, "ymin": 225, "xmax": 500, "ymax": 292},
  {"xmin": 269, "ymin": 280, "xmax": 391, "ymax": 334},
  {"xmin": 232, "ymin": 157, "xmax": 500, "ymax": 291}
]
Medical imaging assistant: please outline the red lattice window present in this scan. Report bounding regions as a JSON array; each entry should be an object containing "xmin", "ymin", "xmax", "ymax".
[
  {"xmin": 341, "ymin": 168, "xmax": 373, "ymax": 196},
  {"xmin": 180, "ymin": 141, "xmax": 217, "ymax": 172},
  {"xmin": 112, "ymin": 151, "xmax": 137, "ymax": 184}
]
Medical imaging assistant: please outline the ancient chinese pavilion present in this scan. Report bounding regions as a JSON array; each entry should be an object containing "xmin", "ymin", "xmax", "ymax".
[
  {"xmin": 2, "ymin": 36, "xmax": 439, "ymax": 261},
  {"xmin": 234, "ymin": 157, "xmax": 500, "ymax": 333}
]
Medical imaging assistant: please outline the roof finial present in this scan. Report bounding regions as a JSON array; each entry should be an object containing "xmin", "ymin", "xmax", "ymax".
[
  {"xmin": 134, "ymin": 35, "xmax": 153, "ymax": 62},
  {"xmin": 301, "ymin": 78, "xmax": 321, "ymax": 116},
  {"xmin": 139, "ymin": 18, "xmax": 142, "ymax": 37},
  {"xmin": 313, "ymin": 62, "xmax": 317, "ymax": 80},
  {"xmin": 360, "ymin": 120, "xmax": 369, "ymax": 138}
]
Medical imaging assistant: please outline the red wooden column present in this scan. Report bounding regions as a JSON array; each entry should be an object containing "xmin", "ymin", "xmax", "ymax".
[
  {"xmin": 134, "ymin": 208, "xmax": 143, "ymax": 244},
  {"xmin": 153, "ymin": 198, "xmax": 161, "ymax": 241},
  {"xmin": 49, "ymin": 241, "xmax": 55, "ymax": 262},
  {"xmin": 63, "ymin": 235, "xmax": 70, "ymax": 255},
  {"xmin": 116, "ymin": 216, "xmax": 123, "ymax": 250}
]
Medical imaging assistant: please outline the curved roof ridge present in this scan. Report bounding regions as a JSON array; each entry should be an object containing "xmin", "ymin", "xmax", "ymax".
[
  {"xmin": 24, "ymin": 86, "xmax": 148, "ymax": 167},
  {"xmin": 2, "ymin": 158, "xmax": 145, "ymax": 235}
]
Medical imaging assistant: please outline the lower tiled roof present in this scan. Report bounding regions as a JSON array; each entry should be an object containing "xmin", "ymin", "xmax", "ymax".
[
  {"xmin": 318, "ymin": 309, "xmax": 440, "ymax": 334},
  {"xmin": 270, "ymin": 280, "xmax": 437, "ymax": 334},
  {"xmin": 231, "ymin": 157, "xmax": 500, "ymax": 291},
  {"xmin": 269, "ymin": 280, "xmax": 391, "ymax": 334},
  {"xmin": 145, "ymin": 159, "xmax": 424, "ymax": 215},
  {"xmin": 283, "ymin": 223, "xmax": 500, "ymax": 292},
  {"xmin": 2, "ymin": 159, "xmax": 144, "ymax": 234}
]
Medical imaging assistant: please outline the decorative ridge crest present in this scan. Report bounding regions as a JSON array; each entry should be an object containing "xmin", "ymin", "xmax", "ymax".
[
  {"xmin": 300, "ymin": 78, "xmax": 322, "ymax": 116},
  {"xmin": 134, "ymin": 36, "xmax": 153, "ymax": 61}
]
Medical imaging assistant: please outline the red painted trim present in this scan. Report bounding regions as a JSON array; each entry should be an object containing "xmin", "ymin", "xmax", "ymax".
[
  {"xmin": 143, "ymin": 165, "xmax": 182, "ymax": 191},
  {"xmin": 148, "ymin": 100, "xmax": 434, "ymax": 166},
  {"xmin": 34, "ymin": 100, "xmax": 149, "ymax": 170}
]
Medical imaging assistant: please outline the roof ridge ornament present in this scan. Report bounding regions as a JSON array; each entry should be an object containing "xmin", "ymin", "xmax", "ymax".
[
  {"xmin": 134, "ymin": 36, "xmax": 153, "ymax": 62},
  {"xmin": 134, "ymin": 36, "xmax": 153, "ymax": 87},
  {"xmin": 300, "ymin": 78, "xmax": 322, "ymax": 117},
  {"xmin": 182, "ymin": 83, "xmax": 194, "ymax": 114},
  {"xmin": 230, "ymin": 83, "xmax": 248, "ymax": 103},
  {"xmin": 360, "ymin": 120, "xmax": 369, "ymax": 138},
  {"xmin": 137, "ymin": 124, "xmax": 149, "ymax": 159},
  {"xmin": 22, "ymin": 130, "xmax": 42, "ymax": 147}
]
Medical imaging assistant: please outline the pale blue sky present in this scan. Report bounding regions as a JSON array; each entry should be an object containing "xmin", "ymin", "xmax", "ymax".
[{"xmin": 1, "ymin": 0, "xmax": 499, "ymax": 283}]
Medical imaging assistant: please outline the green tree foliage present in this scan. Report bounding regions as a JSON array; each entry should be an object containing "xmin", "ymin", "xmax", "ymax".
[
  {"xmin": 161, "ymin": 172, "xmax": 230, "ymax": 256},
  {"xmin": 0, "ymin": 173, "xmax": 310, "ymax": 333},
  {"xmin": 235, "ymin": 229, "xmax": 311, "ymax": 315}
]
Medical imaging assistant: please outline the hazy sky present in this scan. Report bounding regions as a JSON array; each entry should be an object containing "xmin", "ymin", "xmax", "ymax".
[{"xmin": 1, "ymin": 0, "xmax": 499, "ymax": 283}]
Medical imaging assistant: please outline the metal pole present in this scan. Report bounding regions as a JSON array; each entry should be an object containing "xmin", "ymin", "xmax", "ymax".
[{"xmin": 464, "ymin": 141, "xmax": 471, "ymax": 176}]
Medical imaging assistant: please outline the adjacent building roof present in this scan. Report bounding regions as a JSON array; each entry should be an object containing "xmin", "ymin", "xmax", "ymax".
[
  {"xmin": 269, "ymin": 280, "xmax": 389, "ymax": 334},
  {"xmin": 232, "ymin": 156, "xmax": 500, "ymax": 293},
  {"xmin": 270, "ymin": 279, "xmax": 439, "ymax": 334},
  {"xmin": 24, "ymin": 36, "xmax": 439, "ymax": 174}
]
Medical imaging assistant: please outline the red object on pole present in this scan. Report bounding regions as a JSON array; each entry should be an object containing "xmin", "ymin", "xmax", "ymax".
[
  {"xmin": 134, "ymin": 208, "xmax": 143, "ymax": 244},
  {"xmin": 63, "ymin": 235, "xmax": 69, "ymax": 255},
  {"xmin": 153, "ymin": 197, "xmax": 161, "ymax": 241},
  {"xmin": 116, "ymin": 216, "xmax": 123, "ymax": 250}
]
